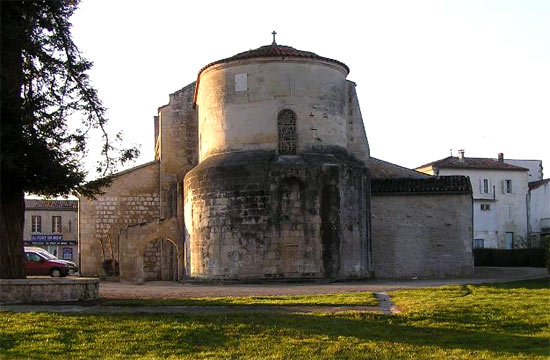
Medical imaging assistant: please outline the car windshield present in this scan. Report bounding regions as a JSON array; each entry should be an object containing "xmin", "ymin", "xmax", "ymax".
[{"xmin": 37, "ymin": 251, "xmax": 57, "ymax": 260}]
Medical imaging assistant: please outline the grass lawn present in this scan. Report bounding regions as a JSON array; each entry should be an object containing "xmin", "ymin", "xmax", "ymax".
[
  {"xmin": 102, "ymin": 291, "xmax": 379, "ymax": 307},
  {"xmin": 1, "ymin": 278, "xmax": 548, "ymax": 359}
]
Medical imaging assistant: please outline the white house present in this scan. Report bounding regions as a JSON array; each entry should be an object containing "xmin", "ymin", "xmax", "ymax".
[
  {"xmin": 504, "ymin": 159, "xmax": 543, "ymax": 182},
  {"xmin": 527, "ymin": 179, "xmax": 550, "ymax": 247},
  {"xmin": 416, "ymin": 151, "xmax": 530, "ymax": 249}
]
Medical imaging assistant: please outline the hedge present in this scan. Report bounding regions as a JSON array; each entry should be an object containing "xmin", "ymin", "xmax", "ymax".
[{"xmin": 473, "ymin": 248, "xmax": 546, "ymax": 267}]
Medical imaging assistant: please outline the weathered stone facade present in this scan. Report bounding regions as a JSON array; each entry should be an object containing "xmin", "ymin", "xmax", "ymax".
[
  {"xmin": 0, "ymin": 278, "xmax": 99, "ymax": 304},
  {"xmin": 372, "ymin": 193, "xmax": 473, "ymax": 278},
  {"xmin": 186, "ymin": 43, "xmax": 371, "ymax": 280},
  {"xmin": 79, "ymin": 161, "xmax": 161, "ymax": 277},
  {"xmin": 184, "ymin": 151, "xmax": 370, "ymax": 280}
]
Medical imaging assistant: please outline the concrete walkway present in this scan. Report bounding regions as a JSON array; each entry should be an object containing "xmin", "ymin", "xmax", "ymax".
[
  {"xmin": 1, "ymin": 267, "xmax": 546, "ymax": 315},
  {"xmin": 98, "ymin": 267, "xmax": 548, "ymax": 299}
]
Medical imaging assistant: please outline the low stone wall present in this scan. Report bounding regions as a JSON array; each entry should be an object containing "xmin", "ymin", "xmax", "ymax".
[{"xmin": 0, "ymin": 277, "xmax": 99, "ymax": 304}]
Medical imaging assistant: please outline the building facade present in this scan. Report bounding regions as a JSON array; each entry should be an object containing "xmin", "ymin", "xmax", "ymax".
[
  {"xmin": 528, "ymin": 179, "xmax": 550, "ymax": 247},
  {"xmin": 416, "ymin": 151, "xmax": 530, "ymax": 249},
  {"xmin": 24, "ymin": 199, "xmax": 78, "ymax": 261}
]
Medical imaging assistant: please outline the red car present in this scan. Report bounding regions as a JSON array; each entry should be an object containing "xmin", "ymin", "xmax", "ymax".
[{"xmin": 24, "ymin": 249, "xmax": 78, "ymax": 277}]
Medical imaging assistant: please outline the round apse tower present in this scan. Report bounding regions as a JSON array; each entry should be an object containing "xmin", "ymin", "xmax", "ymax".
[{"xmin": 184, "ymin": 39, "xmax": 371, "ymax": 280}]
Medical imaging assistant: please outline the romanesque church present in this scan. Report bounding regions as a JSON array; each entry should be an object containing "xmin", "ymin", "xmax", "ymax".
[{"xmin": 79, "ymin": 39, "xmax": 473, "ymax": 282}]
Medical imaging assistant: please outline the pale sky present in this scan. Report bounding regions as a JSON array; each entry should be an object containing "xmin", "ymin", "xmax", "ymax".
[{"xmin": 71, "ymin": 0, "xmax": 550, "ymax": 178}]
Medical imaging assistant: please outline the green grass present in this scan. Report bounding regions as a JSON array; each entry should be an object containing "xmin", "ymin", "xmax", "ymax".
[
  {"xmin": 1, "ymin": 278, "xmax": 548, "ymax": 359},
  {"xmin": 102, "ymin": 291, "xmax": 379, "ymax": 307}
]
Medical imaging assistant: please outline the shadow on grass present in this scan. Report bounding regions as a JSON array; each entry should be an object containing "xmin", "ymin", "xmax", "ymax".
[{"xmin": 1, "ymin": 311, "xmax": 547, "ymax": 359}]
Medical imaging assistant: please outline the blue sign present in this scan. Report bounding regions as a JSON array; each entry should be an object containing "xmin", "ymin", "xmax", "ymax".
[
  {"xmin": 63, "ymin": 248, "xmax": 73, "ymax": 260},
  {"xmin": 30, "ymin": 234, "xmax": 63, "ymax": 242}
]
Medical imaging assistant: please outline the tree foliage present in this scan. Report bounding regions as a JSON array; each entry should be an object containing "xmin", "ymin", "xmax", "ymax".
[
  {"xmin": 2, "ymin": 0, "xmax": 139, "ymax": 198},
  {"xmin": 1, "ymin": 0, "xmax": 139, "ymax": 278}
]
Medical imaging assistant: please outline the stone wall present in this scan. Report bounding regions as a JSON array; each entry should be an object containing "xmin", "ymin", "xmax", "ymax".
[
  {"xmin": 195, "ymin": 60, "xmax": 349, "ymax": 161},
  {"xmin": 117, "ymin": 217, "xmax": 179, "ymax": 283},
  {"xmin": 184, "ymin": 151, "xmax": 371, "ymax": 280},
  {"xmin": 371, "ymin": 193, "xmax": 473, "ymax": 278},
  {"xmin": 0, "ymin": 278, "xmax": 99, "ymax": 304},
  {"xmin": 157, "ymin": 82, "xmax": 198, "ymax": 220},
  {"xmin": 79, "ymin": 161, "xmax": 160, "ymax": 277},
  {"xmin": 344, "ymin": 81, "xmax": 370, "ymax": 166},
  {"xmin": 143, "ymin": 238, "xmax": 178, "ymax": 281}
]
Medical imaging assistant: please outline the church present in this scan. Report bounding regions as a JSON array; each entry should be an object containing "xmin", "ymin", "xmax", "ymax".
[{"xmin": 79, "ymin": 37, "xmax": 474, "ymax": 282}]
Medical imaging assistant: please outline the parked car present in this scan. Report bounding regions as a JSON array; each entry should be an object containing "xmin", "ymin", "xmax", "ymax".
[{"xmin": 24, "ymin": 248, "xmax": 78, "ymax": 277}]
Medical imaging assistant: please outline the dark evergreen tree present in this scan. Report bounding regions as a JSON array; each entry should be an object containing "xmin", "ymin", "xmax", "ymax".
[{"xmin": 1, "ymin": 0, "xmax": 139, "ymax": 278}]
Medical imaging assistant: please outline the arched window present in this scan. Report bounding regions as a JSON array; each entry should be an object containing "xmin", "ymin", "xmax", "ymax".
[{"xmin": 277, "ymin": 109, "xmax": 297, "ymax": 155}]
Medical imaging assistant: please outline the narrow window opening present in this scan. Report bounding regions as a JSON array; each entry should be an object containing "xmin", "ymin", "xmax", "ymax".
[
  {"xmin": 52, "ymin": 216, "xmax": 62, "ymax": 233},
  {"xmin": 482, "ymin": 179, "xmax": 489, "ymax": 193},
  {"xmin": 32, "ymin": 216, "xmax": 41, "ymax": 233},
  {"xmin": 480, "ymin": 204, "xmax": 491, "ymax": 211},
  {"xmin": 505, "ymin": 179, "xmax": 512, "ymax": 193},
  {"xmin": 278, "ymin": 109, "xmax": 297, "ymax": 155}
]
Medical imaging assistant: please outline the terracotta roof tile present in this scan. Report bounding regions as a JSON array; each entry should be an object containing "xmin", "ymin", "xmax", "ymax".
[
  {"xmin": 372, "ymin": 176, "xmax": 472, "ymax": 195},
  {"xmin": 25, "ymin": 199, "xmax": 78, "ymax": 210},
  {"xmin": 367, "ymin": 157, "xmax": 431, "ymax": 179},
  {"xmin": 193, "ymin": 43, "xmax": 349, "ymax": 107},
  {"xmin": 198, "ymin": 44, "xmax": 349, "ymax": 78},
  {"xmin": 416, "ymin": 156, "xmax": 528, "ymax": 171},
  {"xmin": 528, "ymin": 178, "xmax": 550, "ymax": 191}
]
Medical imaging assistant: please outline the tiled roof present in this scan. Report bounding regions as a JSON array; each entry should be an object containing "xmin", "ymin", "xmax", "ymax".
[
  {"xmin": 372, "ymin": 176, "xmax": 472, "ymax": 195},
  {"xmin": 528, "ymin": 178, "xmax": 550, "ymax": 191},
  {"xmin": 367, "ymin": 157, "xmax": 431, "ymax": 179},
  {"xmin": 198, "ymin": 43, "xmax": 349, "ymax": 78},
  {"xmin": 416, "ymin": 156, "xmax": 528, "ymax": 171},
  {"xmin": 25, "ymin": 199, "xmax": 78, "ymax": 210}
]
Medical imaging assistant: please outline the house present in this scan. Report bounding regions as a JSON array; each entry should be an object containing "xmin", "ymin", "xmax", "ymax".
[
  {"xmin": 23, "ymin": 199, "xmax": 79, "ymax": 262},
  {"xmin": 527, "ymin": 178, "xmax": 550, "ymax": 247},
  {"xmin": 416, "ymin": 151, "xmax": 530, "ymax": 249}
]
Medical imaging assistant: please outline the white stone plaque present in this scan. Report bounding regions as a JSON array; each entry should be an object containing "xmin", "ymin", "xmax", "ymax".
[{"xmin": 235, "ymin": 73, "xmax": 247, "ymax": 92}]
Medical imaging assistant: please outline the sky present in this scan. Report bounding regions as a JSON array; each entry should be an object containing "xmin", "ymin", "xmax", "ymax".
[{"xmin": 70, "ymin": 0, "xmax": 550, "ymax": 178}]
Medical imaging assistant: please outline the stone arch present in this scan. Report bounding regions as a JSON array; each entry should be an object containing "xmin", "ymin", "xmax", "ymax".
[
  {"xmin": 277, "ymin": 109, "xmax": 297, "ymax": 155},
  {"xmin": 142, "ymin": 237, "xmax": 178, "ymax": 281}
]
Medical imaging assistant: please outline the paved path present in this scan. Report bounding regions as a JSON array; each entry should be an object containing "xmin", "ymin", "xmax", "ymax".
[
  {"xmin": 0, "ymin": 304, "xmax": 380, "ymax": 314},
  {"xmin": 1, "ymin": 267, "xmax": 546, "ymax": 315},
  {"xmin": 99, "ymin": 267, "xmax": 547, "ymax": 299}
]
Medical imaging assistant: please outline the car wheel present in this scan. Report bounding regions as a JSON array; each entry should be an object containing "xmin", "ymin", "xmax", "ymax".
[{"xmin": 50, "ymin": 268, "xmax": 61, "ymax": 277}]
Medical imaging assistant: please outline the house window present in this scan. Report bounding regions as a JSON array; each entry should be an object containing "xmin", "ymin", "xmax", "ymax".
[
  {"xmin": 505, "ymin": 179, "xmax": 512, "ymax": 193},
  {"xmin": 474, "ymin": 239, "xmax": 484, "ymax": 249},
  {"xmin": 52, "ymin": 216, "xmax": 62, "ymax": 233},
  {"xmin": 480, "ymin": 204, "xmax": 491, "ymax": 211},
  {"xmin": 482, "ymin": 179, "xmax": 489, "ymax": 194},
  {"xmin": 507, "ymin": 204, "xmax": 514, "ymax": 221},
  {"xmin": 278, "ymin": 109, "xmax": 297, "ymax": 155},
  {"xmin": 505, "ymin": 232, "xmax": 514, "ymax": 249},
  {"xmin": 31, "ymin": 216, "xmax": 41, "ymax": 233}
]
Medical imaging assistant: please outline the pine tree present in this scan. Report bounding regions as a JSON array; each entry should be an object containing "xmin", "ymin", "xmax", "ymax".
[{"xmin": 1, "ymin": 0, "xmax": 139, "ymax": 278}]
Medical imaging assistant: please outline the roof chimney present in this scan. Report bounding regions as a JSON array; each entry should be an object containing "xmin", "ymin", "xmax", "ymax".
[
  {"xmin": 458, "ymin": 149, "xmax": 465, "ymax": 162},
  {"xmin": 498, "ymin": 153, "xmax": 504, "ymax": 162}
]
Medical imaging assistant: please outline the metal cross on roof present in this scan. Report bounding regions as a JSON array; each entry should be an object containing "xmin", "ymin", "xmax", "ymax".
[{"xmin": 272, "ymin": 31, "xmax": 277, "ymax": 45}]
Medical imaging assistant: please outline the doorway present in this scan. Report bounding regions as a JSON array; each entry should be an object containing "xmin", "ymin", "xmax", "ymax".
[{"xmin": 505, "ymin": 232, "xmax": 514, "ymax": 249}]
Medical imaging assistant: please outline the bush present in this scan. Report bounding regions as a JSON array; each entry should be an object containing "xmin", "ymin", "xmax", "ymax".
[{"xmin": 474, "ymin": 248, "xmax": 546, "ymax": 267}]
